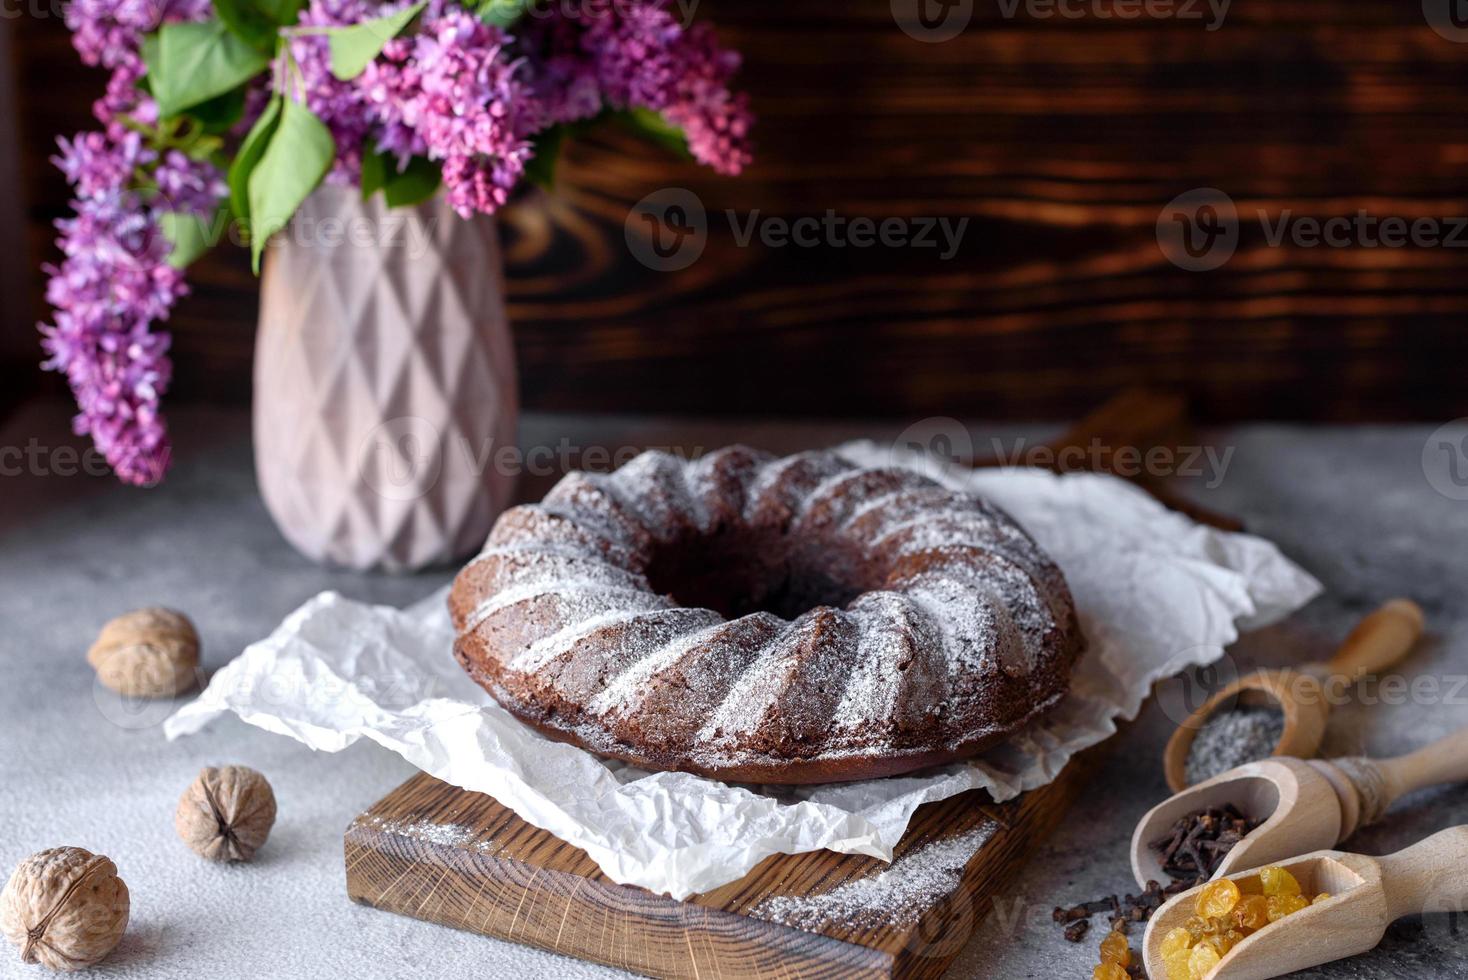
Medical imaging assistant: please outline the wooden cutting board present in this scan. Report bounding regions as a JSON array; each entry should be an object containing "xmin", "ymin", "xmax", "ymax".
[
  {"xmin": 344, "ymin": 755, "xmax": 1097, "ymax": 979},
  {"xmin": 343, "ymin": 392, "xmax": 1215, "ymax": 975}
]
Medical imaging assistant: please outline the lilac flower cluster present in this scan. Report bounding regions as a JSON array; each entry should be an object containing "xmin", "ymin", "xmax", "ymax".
[
  {"xmin": 544, "ymin": 0, "xmax": 755, "ymax": 175},
  {"xmin": 46, "ymin": 0, "xmax": 223, "ymax": 484},
  {"xmin": 65, "ymin": 0, "xmax": 212, "ymax": 70},
  {"xmin": 295, "ymin": 0, "xmax": 753, "ymax": 216},
  {"xmin": 291, "ymin": 0, "xmax": 378, "ymax": 183},
  {"xmin": 366, "ymin": 8, "xmax": 539, "ymax": 216},
  {"xmin": 50, "ymin": 0, "xmax": 752, "ymax": 484}
]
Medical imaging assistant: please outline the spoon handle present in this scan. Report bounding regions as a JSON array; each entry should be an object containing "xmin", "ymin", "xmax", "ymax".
[
  {"xmin": 1379, "ymin": 825, "xmax": 1468, "ymax": 922},
  {"xmin": 1321, "ymin": 598, "xmax": 1424, "ymax": 683},
  {"xmin": 1378, "ymin": 726, "xmax": 1468, "ymax": 800},
  {"xmin": 1326, "ymin": 726, "xmax": 1468, "ymax": 831}
]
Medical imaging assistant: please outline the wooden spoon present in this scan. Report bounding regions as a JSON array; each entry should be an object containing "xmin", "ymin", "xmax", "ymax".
[
  {"xmin": 1163, "ymin": 599, "xmax": 1424, "ymax": 792},
  {"xmin": 1132, "ymin": 725, "xmax": 1468, "ymax": 888},
  {"xmin": 1141, "ymin": 825, "xmax": 1468, "ymax": 980}
]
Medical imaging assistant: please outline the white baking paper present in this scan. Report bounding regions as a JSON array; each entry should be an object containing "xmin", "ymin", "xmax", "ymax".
[{"xmin": 165, "ymin": 442, "xmax": 1321, "ymax": 899}]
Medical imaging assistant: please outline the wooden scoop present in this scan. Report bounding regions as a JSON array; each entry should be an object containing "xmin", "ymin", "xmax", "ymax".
[
  {"xmin": 1141, "ymin": 825, "xmax": 1468, "ymax": 980},
  {"xmin": 1163, "ymin": 599, "xmax": 1424, "ymax": 793},
  {"xmin": 1132, "ymin": 725, "xmax": 1468, "ymax": 888}
]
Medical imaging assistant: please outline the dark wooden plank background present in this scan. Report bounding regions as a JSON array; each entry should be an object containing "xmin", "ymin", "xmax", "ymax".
[{"xmin": 6, "ymin": 1, "xmax": 1468, "ymax": 421}]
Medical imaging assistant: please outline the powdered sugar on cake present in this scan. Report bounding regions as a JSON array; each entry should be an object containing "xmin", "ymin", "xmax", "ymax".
[{"xmin": 449, "ymin": 446, "xmax": 1084, "ymax": 783}]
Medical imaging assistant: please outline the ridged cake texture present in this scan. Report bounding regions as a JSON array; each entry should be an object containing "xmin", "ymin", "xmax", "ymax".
[{"xmin": 449, "ymin": 446, "xmax": 1084, "ymax": 784}]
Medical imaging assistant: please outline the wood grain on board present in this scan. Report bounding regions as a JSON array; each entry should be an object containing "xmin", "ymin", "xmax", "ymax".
[
  {"xmin": 345, "ymin": 758, "xmax": 1096, "ymax": 979},
  {"xmin": 11, "ymin": 3, "xmax": 1468, "ymax": 419}
]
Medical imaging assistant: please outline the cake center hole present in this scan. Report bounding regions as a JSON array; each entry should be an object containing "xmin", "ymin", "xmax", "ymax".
[{"xmin": 643, "ymin": 528, "xmax": 869, "ymax": 620}]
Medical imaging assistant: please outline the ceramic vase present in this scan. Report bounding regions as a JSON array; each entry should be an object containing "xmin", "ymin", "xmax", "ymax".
[{"xmin": 253, "ymin": 185, "xmax": 518, "ymax": 572}]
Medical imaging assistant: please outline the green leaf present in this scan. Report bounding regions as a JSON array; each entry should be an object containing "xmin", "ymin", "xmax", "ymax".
[
  {"xmin": 258, "ymin": 0, "xmax": 307, "ymax": 25},
  {"xmin": 360, "ymin": 148, "xmax": 390, "ymax": 202},
  {"xmin": 360, "ymin": 150, "xmax": 442, "ymax": 208},
  {"xmin": 327, "ymin": 1, "xmax": 426, "ymax": 81},
  {"xmin": 140, "ymin": 34, "xmax": 161, "ymax": 95},
  {"xmin": 213, "ymin": 0, "xmax": 278, "ymax": 51},
  {"xmin": 187, "ymin": 86, "xmax": 248, "ymax": 135},
  {"xmin": 228, "ymin": 95, "xmax": 282, "ymax": 225},
  {"xmin": 149, "ymin": 21, "xmax": 272, "ymax": 119},
  {"xmin": 161, "ymin": 208, "xmax": 224, "ymax": 269},
  {"xmin": 615, "ymin": 108, "xmax": 693, "ymax": 161},
  {"xmin": 381, "ymin": 156, "xmax": 441, "ymax": 208},
  {"xmin": 247, "ymin": 98, "xmax": 336, "ymax": 272},
  {"xmin": 524, "ymin": 125, "xmax": 565, "ymax": 190},
  {"xmin": 476, "ymin": 0, "xmax": 528, "ymax": 27}
]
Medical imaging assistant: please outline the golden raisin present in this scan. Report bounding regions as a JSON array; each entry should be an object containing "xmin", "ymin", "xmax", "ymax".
[
  {"xmin": 1188, "ymin": 942, "xmax": 1222, "ymax": 979},
  {"xmin": 1259, "ymin": 865, "xmax": 1301, "ymax": 897},
  {"xmin": 1195, "ymin": 878, "xmax": 1242, "ymax": 919},
  {"xmin": 1184, "ymin": 915, "xmax": 1210, "ymax": 941},
  {"xmin": 1160, "ymin": 927, "xmax": 1195, "ymax": 959},
  {"xmin": 1237, "ymin": 876, "xmax": 1263, "ymax": 895},
  {"xmin": 1099, "ymin": 929, "xmax": 1132, "ymax": 966},
  {"xmin": 1266, "ymin": 893, "xmax": 1310, "ymax": 922},
  {"xmin": 1313, "ymin": 892, "xmax": 1331, "ymax": 905},
  {"xmin": 1093, "ymin": 963, "xmax": 1129, "ymax": 980},
  {"xmin": 1232, "ymin": 894, "xmax": 1270, "ymax": 931},
  {"xmin": 1164, "ymin": 948, "xmax": 1193, "ymax": 980}
]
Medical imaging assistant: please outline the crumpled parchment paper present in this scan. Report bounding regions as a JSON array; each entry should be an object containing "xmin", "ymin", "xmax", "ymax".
[{"xmin": 166, "ymin": 442, "xmax": 1321, "ymax": 899}]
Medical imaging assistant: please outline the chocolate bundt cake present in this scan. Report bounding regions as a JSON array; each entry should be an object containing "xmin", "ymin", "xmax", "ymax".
[{"xmin": 449, "ymin": 446, "xmax": 1084, "ymax": 784}]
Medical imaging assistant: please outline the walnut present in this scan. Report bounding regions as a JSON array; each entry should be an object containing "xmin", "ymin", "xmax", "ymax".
[
  {"xmin": 0, "ymin": 848, "xmax": 129, "ymax": 972},
  {"xmin": 175, "ymin": 766, "xmax": 277, "ymax": 862},
  {"xmin": 87, "ymin": 608, "xmax": 199, "ymax": 699}
]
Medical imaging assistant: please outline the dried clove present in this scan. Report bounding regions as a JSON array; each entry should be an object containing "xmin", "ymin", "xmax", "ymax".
[{"xmin": 1053, "ymin": 805, "xmax": 1260, "ymax": 948}]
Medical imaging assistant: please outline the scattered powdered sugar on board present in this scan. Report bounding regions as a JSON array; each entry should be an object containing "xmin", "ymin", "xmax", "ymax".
[
  {"xmin": 749, "ymin": 823, "xmax": 1000, "ymax": 931},
  {"xmin": 356, "ymin": 814, "xmax": 477, "ymax": 847}
]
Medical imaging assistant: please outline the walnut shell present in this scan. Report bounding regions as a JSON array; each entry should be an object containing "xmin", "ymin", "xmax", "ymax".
[
  {"xmin": 87, "ymin": 607, "xmax": 199, "ymax": 699},
  {"xmin": 0, "ymin": 848, "xmax": 129, "ymax": 972},
  {"xmin": 175, "ymin": 766, "xmax": 277, "ymax": 862}
]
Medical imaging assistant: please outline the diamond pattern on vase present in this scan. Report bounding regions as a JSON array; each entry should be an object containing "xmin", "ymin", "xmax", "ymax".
[{"xmin": 254, "ymin": 186, "xmax": 518, "ymax": 571}]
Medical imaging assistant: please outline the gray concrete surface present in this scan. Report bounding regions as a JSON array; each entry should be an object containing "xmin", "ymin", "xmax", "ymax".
[{"xmin": 1, "ymin": 403, "xmax": 1466, "ymax": 979}]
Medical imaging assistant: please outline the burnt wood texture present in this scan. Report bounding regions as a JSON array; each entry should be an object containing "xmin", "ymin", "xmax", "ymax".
[
  {"xmin": 10, "ymin": 3, "xmax": 1468, "ymax": 420},
  {"xmin": 344, "ymin": 763, "xmax": 1094, "ymax": 979}
]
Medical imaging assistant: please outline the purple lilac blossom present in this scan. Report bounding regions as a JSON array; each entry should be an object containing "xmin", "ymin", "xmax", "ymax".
[
  {"xmin": 290, "ymin": 0, "xmax": 379, "ymax": 183},
  {"xmin": 65, "ymin": 0, "xmax": 212, "ymax": 69},
  {"xmin": 364, "ymin": 6, "xmax": 539, "ymax": 217},
  {"xmin": 42, "ymin": 153, "xmax": 183, "ymax": 486},
  {"xmin": 47, "ymin": 0, "xmax": 222, "ymax": 482},
  {"xmin": 50, "ymin": 0, "xmax": 752, "ymax": 484},
  {"xmin": 586, "ymin": 3, "xmax": 753, "ymax": 175}
]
